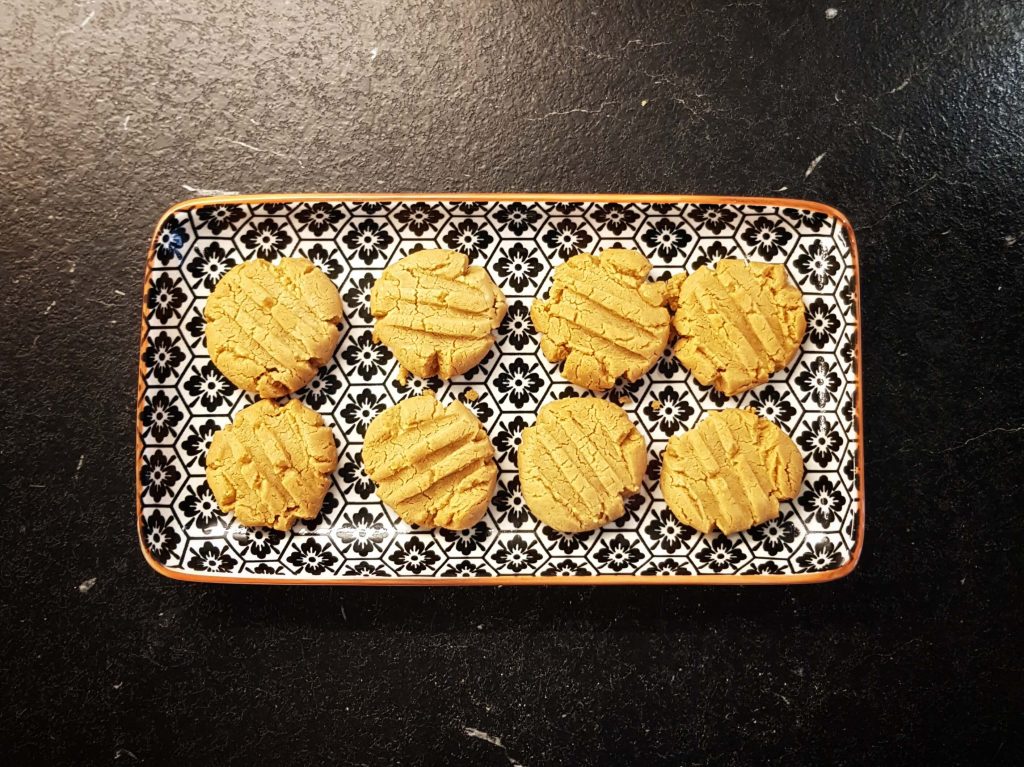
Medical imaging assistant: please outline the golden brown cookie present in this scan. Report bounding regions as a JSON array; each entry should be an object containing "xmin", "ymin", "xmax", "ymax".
[
  {"xmin": 362, "ymin": 392, "xmax": 497, "ymax": 529},
  {"xmin": 659, "ymin": 408, "xmax": 803, "ymax": 535},
  {"xmin": 669, "ymin": 259, "xmax": 805, "ymax": 396},
  {"xmin": 205, "ymin": 258, "xmax": 343, "ymax": 398},
  {"xmin": 531, "ymin": 248, "xmax": 670, "ymax": 391},
  {"xmin": 370, "ymin": 249, "xmax": 506, "ymax": 383},
  {"xmin": 518, "ymin": 397, "xmax": 647, "ymax": 533},
  {"xmin": 206, "ymin": 398, "xmax": 338, "ymax": 532}
]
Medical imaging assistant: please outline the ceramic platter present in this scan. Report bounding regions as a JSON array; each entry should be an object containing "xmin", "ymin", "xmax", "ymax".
[{"xmin": 136, "ymin": 194, "xmax": 864, "ymax": 585}]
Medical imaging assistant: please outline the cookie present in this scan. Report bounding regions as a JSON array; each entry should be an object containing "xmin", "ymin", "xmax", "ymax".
[
  {"xmin": 518, "ymin": 397, "xmax": 647, "ymax": 533},
  {"xmin": 362, "ymin": 392, "xmax": 497, "ymax": 529},
  {"xmin": 530, "ymin": 248, "xmax": 670, "ymax": 391},
  {"xmin": 370, "ymin": 249, "xmax": 506, "ymax": 383},
  {"xmin": 669, "ymin": 259, "xmax": 805, "ymax": 396},
  {"xmin": 659, "ymin": 408, "xmax": 803, "ymax": 535},
  {"xmin": 205, "ymin": 258, "xmax": 343, "ymax": 398},
  {"xmin": 206, "ymin": 398, "xmax": 338, "ymax": 532}
]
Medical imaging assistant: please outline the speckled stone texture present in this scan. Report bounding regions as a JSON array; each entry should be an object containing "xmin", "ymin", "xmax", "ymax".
[{"xmin": 2, "ymin": 1, "xmax": 1022, "ymax": 764}]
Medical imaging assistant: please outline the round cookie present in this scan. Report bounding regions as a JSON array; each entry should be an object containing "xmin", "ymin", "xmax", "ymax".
[
  {"xmin": 362, "ymin": 392, "xmax": 497, "ymax": 529},
  {"xmin": 659, "ymin": 408, "xmax": 803, "ymax": 535},
  {"xmin": 518, "ymin": 397, "xmax": 647, "ymax": 533},
  {"xmin": 206, "ymin": 398, "xmax": 338, "ymax": 532},
  {"xmin": 670, "ymin": 259, "xmax": 805, "ymax": 397},
  {"xmin": 370, "ymin": 249, "xmax": 507, "ymax": 383},
  {"xmin": 530, "ymin": 248, "xmax": 670, "ymax": 391},
  {"xmin": 205, "ymin": 258, "xmax": 343, "ymax": 398}
]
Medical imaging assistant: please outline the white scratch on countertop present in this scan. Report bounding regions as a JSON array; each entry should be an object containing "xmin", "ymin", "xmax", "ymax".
[
  {"xmin": 626, "ymin": 39, "xmax": 670, "ymax": 48},
  {"xmin": 44, "ymin": 300, "xmax": 56, "ymax": 315},
  {"xmin": 123, "ymin": 115, "xmax": 131, "ymax": 131},
  {"xmin": 68, "ymin": 260, "xmax": 76, "ymax": 274},
  {"xmin": 888, "ymin": 75, "xmax": 913, "ymax": 94},
  {"xmin": 804, "ymin": 152, "xmax": 827, "ymax": 178},
  {"xmin": 79, "ymin": 577, "xmax": 97, "ymax": 593},
  {"xmin": 114, "ymin": 747, "xmax": 138, "ymax": 761},
  {"xmin": 80, "ymin": 10, "xmax": 95, "ymax": 28},
  {"xmin": 1003, "ymin": 231, "xmax": 1024, "ymax": 247},
  {"xmin": 527, "ymin": 100, "xmax": 619, "ymax": 121},
  {"xmin": 825, "ymin": 8, "xmax": 838, "ymax": 20},
  {"xmin": 75, "ymin": 454, "xmax": 85, "ymax": 478},
  {"xmin": 940, "ymin": 425, "xmax": 1024, "ymax": 453},
  {"xmin": 772, "ymin": 185, "xmax": 789, "ymax": 192},
  {"xmin": 182, "ymin": 184, "xmax": 239, "ymax": 196},
  {"xmin": 370, "ymin": 46, "xmax": 378, "ymax": 60},
  {"xmin": 114, "ymin": 289, "xmax": 125, "ymax": 296},
  {"xmin": 217, "ymin": 136, "xmax": 304, "ymax": 165},
  {"xmin": 465, "ymin": 729, "xmax": 503, "ymax": 747},
  {"xmin": 464, "ymin": 728, "xmax": 527, "ymax": 766}
]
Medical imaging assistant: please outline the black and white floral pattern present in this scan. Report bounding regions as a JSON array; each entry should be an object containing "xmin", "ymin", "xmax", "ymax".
[
  {"xmin": 493, "ymin": 243, "xmax": 544, "ymax": 292},
  {"xmin": 147, "ymin": 273, "xmax": 188, "ymax": 324},
  {"xmin": 186, "ymin": 241, "xmax": 237, "ymax": 291},
  {"xmin": 393, "ymin": 201, "xmax": 444, "ymax": 236},
  {"xmin": 143, "ymin": 331, "xmax": 187, "ymax": 384},
  {"xmin": 140, "ymin": 199, "xmax": 859, "ymax": 580},
  {"xmin": 492, "ymin": 201, "xmax": 542, "ymax": 236},
  {"xmin": 541, "ymin": 218, "xmax": 594, "ymax": 259},
  {"xmin": 441, "ymin": 219, "xmax": 495, "ymax": 261},
  {"xmin": 180, "ymin": 481, "xmax": 226, "ymax": 532},
  {"xmin": 293, "ymin": 202, "xmax": 345, "ymax": 237},
  {"xmin": 498, "ymin": 301, "xmax": 534, "ymax": 351},
  {"xmin": 740, "ymin": 216, "xmax": 794, "ymax": 259},
  {"xmin": 195, "ymin": 204, "xmax": 246, "ymax": 236},
  {"xmin": 336, "ymin": 507, "xmax": 390, "ymax": 556},
  {"xmin": 341, "ymin": 219, "xmax": 394, "ymax": 264},
  {"xmin": 140, "ymin": 389, "xmax": 184, "ymax": 442},
  {"xmin": 687, "ymin": 204, "xmax": 737, "ymax": 235},
  {"xmin": 239, "ymin": 218, "xmax": 294, "ymax": 260},
  {"xmin": 154, "ymin": 216, "xmax": 191, "ymax": 264},
  {"xmin": 641, "ymin": 218, "xmax": 694, "ymax": 262}
]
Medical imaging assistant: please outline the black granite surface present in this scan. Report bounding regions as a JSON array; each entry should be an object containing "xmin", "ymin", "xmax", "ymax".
[{"xmin": 2, "ymin": 0, "xmax": 1023, "ymax": 764}]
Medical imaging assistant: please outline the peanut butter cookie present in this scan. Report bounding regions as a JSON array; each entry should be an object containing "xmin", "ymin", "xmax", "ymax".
[
  {"xmin": 518, "ymin": 397, "xmax": 647, "ymax": 533},
  {"xmin": 669, "ymin": 259, "xmax": 805, "ymax": 396},
  {"xmin": 530, "ymin": 248, "xmax": 670, "ymax": 391},
  {"xmin": 660, "ymin": 408, "xmax": 803, "ymax": 535},
  {"xmin": 370, "ymin": 249, "xmax": 507, "ymax": 384},
  {"xmin": 205, "ymin": 258, "xmax": 343, "ymax": 398},
  {"xmin": 206, "ymin": 398, "xmax": 338, "ymax": 532},
  {"xmin": 362, "ymin": 392, "xmax": 498, "ymax": 530}
]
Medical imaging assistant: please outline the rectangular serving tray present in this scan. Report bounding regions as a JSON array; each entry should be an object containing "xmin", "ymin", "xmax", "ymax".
[{"xmin": 136, "ymin": 194, "xmax": 864, "ymax": 585}]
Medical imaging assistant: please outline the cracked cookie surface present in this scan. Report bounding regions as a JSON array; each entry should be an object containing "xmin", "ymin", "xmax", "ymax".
[
  {"xmin": 362, "ymin": 392, "xmax": 497, "ymax": 530},
  {"xmin": 370, "ymin": 249, "xmax": 506, "ymax": 383},
  {"xmin": 660, "ymin": 408, "xmax": 803, "ymax": 535},
  {"xmin": 205, "ymin": 257, "xmax": 343, "ymax": 398},
  {"xmin": 530, "ymin": 248, "xmax": 670, "ymax": 391},
  {"xmin": 206, "ymin": 398, "xmax": 338, "ymax": 532},
  {"xmin": 669, "ymin": 259, "xmax": 805, "ymax": 396},
  {"xmin": 518, "ymin": 397, "xmax": 647, "ymax": 533}
]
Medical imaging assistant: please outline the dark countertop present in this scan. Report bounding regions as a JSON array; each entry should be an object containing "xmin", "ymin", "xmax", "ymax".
[{"xmin": 2, "ymin": 1, "xmax": 1022, "ymax": 764}]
